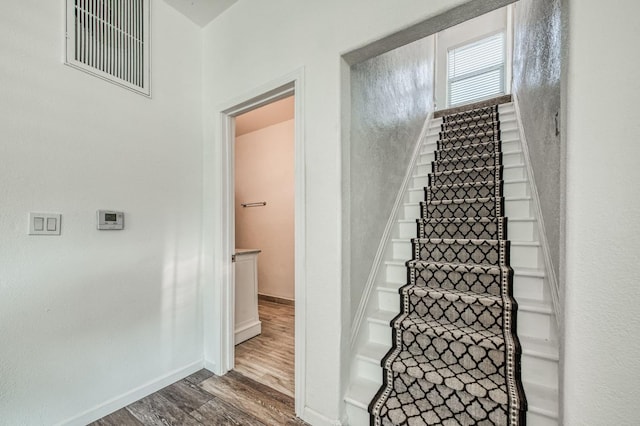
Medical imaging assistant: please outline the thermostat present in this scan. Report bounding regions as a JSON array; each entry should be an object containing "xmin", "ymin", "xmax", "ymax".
[{"xmin": 97, "ymin": 210, "xmax": 124, "ymax": 230}]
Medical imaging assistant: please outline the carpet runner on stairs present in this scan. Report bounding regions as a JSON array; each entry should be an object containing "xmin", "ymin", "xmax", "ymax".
[{"xmin": 369, "ymin": 104, "xmax": 527, "ymax": 425}]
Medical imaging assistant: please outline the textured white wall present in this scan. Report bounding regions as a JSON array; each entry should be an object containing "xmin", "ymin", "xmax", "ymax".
[
  {"xmin": 349, "ymin": 37, "xmax": 435, "ymax": 323},
  {"xmin": 0, "ymin": 2, "xmax": 204, "ymax": 424},
  {"xmin": 564, "ymin": 0, "xmax": 640, "ymax": 424},
  {"xmin": 200, "ymin": 1, "xmax": 477, "ymax": 423}
]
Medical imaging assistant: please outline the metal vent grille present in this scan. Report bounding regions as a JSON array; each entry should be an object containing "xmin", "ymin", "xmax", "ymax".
[{"xmin": 65, "ymin": 0, "xmax": 150, "ymax": 96}]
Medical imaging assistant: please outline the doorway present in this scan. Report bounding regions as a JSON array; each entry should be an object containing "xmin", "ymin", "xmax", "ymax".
[
  {"xmin": 215, "ymin": 72, "xmax": 306, "ymax": 415},
  {"xmin": 233, "ymin": 95, "xmax": 296, "ymax": 397}
]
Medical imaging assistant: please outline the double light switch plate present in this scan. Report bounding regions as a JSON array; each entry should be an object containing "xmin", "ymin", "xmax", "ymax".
[{"xmin": 28, "ymin": 213, "xmax": 61, "ymax": 235}]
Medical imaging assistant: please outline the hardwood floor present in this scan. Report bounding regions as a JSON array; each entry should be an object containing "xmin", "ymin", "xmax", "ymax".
[
  {"xmin": 92, "ymin": 300, "xmax": 299, "ymax": 425},
  {"xmin": 235, "ymin": 299, "xmax": 295, "ymax": 397}
]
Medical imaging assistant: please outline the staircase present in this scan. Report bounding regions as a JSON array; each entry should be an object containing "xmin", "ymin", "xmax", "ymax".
[{"xmin": 345, "ymin": 100, "xmax": 559, "ymax": 425}]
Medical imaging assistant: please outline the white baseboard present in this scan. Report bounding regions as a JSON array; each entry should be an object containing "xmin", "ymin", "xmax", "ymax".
[
  {"xmin": 302, "ymin": 406, "xmax": 345, "ymax": 426},
  {"xmin": 510, "ymin": 93, "xmax": 561, "ymax": 328},
  {"xmin": 56, "ymin": 360, "xmax": 204, "ymax": 426},
  {"xmin": 235, "ymin": 320, "xmax": 262, "ymax": 344}
]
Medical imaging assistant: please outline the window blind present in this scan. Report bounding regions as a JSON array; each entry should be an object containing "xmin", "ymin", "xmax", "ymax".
[{"xmin": 447, "ymin": 32, "xmax": 505, "ymax": 107}]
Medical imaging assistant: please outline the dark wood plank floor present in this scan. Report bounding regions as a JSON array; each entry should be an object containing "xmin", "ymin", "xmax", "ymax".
[
  {"xmin": 235, "ymin": 300, "xmax": 295, "ymax": 397},
  {"xmin": 92, "ymin": 369, "xmax": 306, "ymax": 426},
  {"xmin": 93, "ymin": 300, "xmax": 300, "ymax": 425}
]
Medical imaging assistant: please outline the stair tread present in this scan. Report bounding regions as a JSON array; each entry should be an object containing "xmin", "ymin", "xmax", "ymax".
[
  {"xmin": 422, "ymin": 196, "xmax": 500, "ymax": 206},
  {"xmin": 389, "ymin": 350, "xmax": 508, "ymax": 404},
  {"xmin": 396, "ymin": 312, "xmax": 504, "ymax": 350},
  {"xmin": 522, "ymin": 382, "xmax": 559, "ymax": 417},
  {"xmin": 412, "ymin": 237, "xmax": 502, "ymax": 245},
  {"xmin": 357, "ymin": 341, "xmax": 390, "ymax": 362},
  {"xmin": 345, "ymin": 377, "xmax": 380, "ymax": 408},
  {"xmin": 430, "ymin": 165, "xmax": 501, "ymax": 177},
  {"xmin": 519, "ymin": 335, "xmax": 559, "ymax": 360},
  {"xmin": 408, "ymin": 259, "xmax": 502, "ymax": 275},
  {"xmin": 369, "ymin": 308, "xmax": 397, "ymax": 324},
  {"xmin": 403, "ymin": 284, "xmax": 502, "ymax": 307},
  {"xmin": 516, "ymin": 298, "xmax": 554, "ymax": 315},
  {"xmin": 434, "ymin": 152, "xmax": 498, "ymax": 165}
]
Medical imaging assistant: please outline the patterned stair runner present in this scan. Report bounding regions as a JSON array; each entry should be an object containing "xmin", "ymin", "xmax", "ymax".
[{"xmin": 369, "ymin": 104, "xmax": 527, "ymax": 425}]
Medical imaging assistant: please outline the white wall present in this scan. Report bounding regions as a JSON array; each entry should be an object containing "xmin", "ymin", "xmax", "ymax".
[
  {"xmin": 235, "ymin": 120, "xmax": 295, "ymax": 300},
  {"xmin": 200, "ymin": 0, "xmax": 481, "ymax": 423},
  {"xmin": 0, "ymin": 2, "xmax": 204, "ymax": 424},
  {"xmin": 563, "ymin": 1, "xmax": 640, "ymax": 424}
]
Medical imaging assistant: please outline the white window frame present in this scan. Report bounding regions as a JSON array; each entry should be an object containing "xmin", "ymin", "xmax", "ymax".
[{"xmin": 446, "ymin": 31, "xmax": 506, "ymax": 107}]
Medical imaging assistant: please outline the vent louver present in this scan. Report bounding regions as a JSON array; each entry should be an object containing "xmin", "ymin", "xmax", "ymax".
[{"xmin": 65, "ymin": 0, "xmax": 150, "ymax": 96}]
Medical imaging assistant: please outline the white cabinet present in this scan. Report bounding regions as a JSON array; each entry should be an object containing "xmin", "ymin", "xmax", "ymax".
[{"xmin": 234, "ymin": 249, "xmax": 262, "ymax": 344}]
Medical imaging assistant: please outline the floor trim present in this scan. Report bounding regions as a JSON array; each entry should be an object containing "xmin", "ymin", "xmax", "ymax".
[
  {"xmin": 258, "ymin": 294, "xmax": 295, "ymax": 305},
  {"xmin": 56, "ymin": 360, "xmax": 203, "ymax": 426}
]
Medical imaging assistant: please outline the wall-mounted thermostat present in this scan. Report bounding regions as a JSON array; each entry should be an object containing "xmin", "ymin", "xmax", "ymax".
[{"xmin": 97, "ymin": 210, "xmax": 124, "ymax": 230}]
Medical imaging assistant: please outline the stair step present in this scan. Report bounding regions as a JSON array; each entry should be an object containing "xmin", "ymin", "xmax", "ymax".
[
  {"xmin": 433, "ymin": 152, "xmax": 500, "ymax": 173},
  {"xmin": 512, "ymin": 267, "xmax": 546, "ymax": 301},
  {"xmin": 402, "ymin": 284, "xmax": 504, "ymax": 331},
  {"xmin": 407, "ymin": 259, "xmax": 504, "ymax": 296},
  {"xmin": 407, "ymin": 177, "xmax": 527, "ymax": 202},
  {"xmin": 366, "ymin": 309, "xmax": 396, "ymax": 345},
  {"xmin": 516, "ymin": 298, "xmax": 557, "ymax": 341},
  {"xmin": 421, "ymin": 196, "xmax": 502, "ymax": 219},
  {"xmin": 417, "ymin": 216, "xmax": 506, "ymax": 240},
  {"xmin": 410, "ymin": 238, "xmax": 505, "ymax": 267},
  {"xmin": 437, "ymin": 129, "xmax": 500, "ymax": 149},
  {"xmin": 435, "ymin": 140, "xmax": 500, "ymax": 161},
  {"xmin": 387, "ymin": 352, "xmax": 508, "ymax": 405},
  {"xmin": 425, "ymin": 180, "xmax": 500, "ymax": 202},
  {"xmin": 429, "ymin": 165, "xmax": 501, "ymax": 186},
  {"xmin": 373, "ymin": 372, "xmax": 513, "ymax": 425}
]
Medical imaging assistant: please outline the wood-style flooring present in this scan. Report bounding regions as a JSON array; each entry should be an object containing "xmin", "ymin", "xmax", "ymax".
[
  {"xmin": 235, "ymin": 300, "xmax": 295, "ymax": 397},
  {"xmin": 92, "ymin": 300, "xmax": 299, "ymax": 425}
]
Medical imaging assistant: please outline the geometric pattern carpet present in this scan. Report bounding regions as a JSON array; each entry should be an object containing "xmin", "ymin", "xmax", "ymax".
[{"xmin": 369, "ymin": 104, "xmax": 527, "ymax": 425}]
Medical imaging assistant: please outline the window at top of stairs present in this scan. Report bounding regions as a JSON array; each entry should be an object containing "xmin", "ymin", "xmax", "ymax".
[{"xmin": 447, "ymin": 32, "xmax": 505, "ymax": 107}]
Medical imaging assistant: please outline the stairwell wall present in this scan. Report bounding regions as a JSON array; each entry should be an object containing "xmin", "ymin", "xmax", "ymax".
[
  {"xmin": 348, "ymin": 36, "xmax": 435, "ymax": 323},
  {"xmin": 511, "ymin": 0, "xmax": 563, "ymax": 285}
]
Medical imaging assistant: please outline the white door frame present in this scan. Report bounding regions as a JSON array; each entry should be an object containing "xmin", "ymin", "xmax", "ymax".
[{"xmin": 214, "ymin": 69, "xmax": 306, "ymax": 415}]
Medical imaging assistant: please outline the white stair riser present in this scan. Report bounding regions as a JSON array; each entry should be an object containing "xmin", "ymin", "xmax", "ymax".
[
  {"xmin": 501, "ymin": 139, "xmax": 522, "ymax": 154},
  {"xmin": 513, "ymin": 274, "xmax": 546, "ymax": 302},
  {"xmin": 385, "ymin": 262, "xmax": 406, "ymax": 284},
  {"xmin": 353, "ymin": 357, "xmax": 383, "ymax": 386},
  {"xmin": 403, "ymin": 203, "xmax": 421, "ymax": 220},
  {"xmin": 378, "ymin": 289, "xmax": 401, "ymax": 312},
  {"xmin": 517, "ymin": 309, "xmax": 555, "ymax": 341},
  {"xmin": 392, "ymin": 239, "xmax": 411, "ymax": 260},
  {"xmin": 406, "ymin": 181, "xmax": 527, "ymax": 202},
  {"xmin": 346, "ymin": 403, "xmax": 370, "ymax": 425},
  {"xmin": 504, "ymin": 181, "xmax": 528, "ymax": 198},
  {"xmin": 403, "ymin": 197, "xmax": 531, "ymax": 220},
  {"xmin": 418, "ymin": 153, "xmax": 435, "ymax": 164},
  {"xmin": 416, "ymin": 163, "xmax": 431, "ymax": 175},
  {"xmin": 420, "ymin": 139, "xmax": 520, "ymax": 156},
  {"xmin": 368, "ymin": 319, "xmax": 392, "ymax": 345},
  {"xmin": 398, "ymin": 221, "xmax": 416, "ymax": 239},
  {"xmin": 504, "ymin": 165, "xmax": 525, "ymax": 180},
  {"xmin": 377, "ymin": 278, "xmax": 547, "ymax": 313},
  {"xmin": 526, "ymin": 412, "xmax": 559, "ymax": 426},
  {"xmin": 521, "ymin": 354, "xmax": 559, "ymax": 389},
  {"xmin": 508, "ymin": 220, "xmax": 537, "ymax": 241},
  {"xmin": 424, "ymin": 127, "xmax": 519, "ymax": 145},
  {"xmin": 503, "ymin": 151, "xmax": 523, "ymax": 166},
  {"xmin": 504, "ymin": 198, "xmax": 531, "ymax": 217},
  {"xmin": 510, "ymin": 244, "xmax": 541, "ymax": 269},
  {"xmin": 412, "ymin": 174, "xmax": 429, "ymax": 188}
]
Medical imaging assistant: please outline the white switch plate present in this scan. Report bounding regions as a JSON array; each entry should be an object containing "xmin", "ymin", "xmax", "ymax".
[{"xmin": 29, "ymin": 213, "xmax": 61, "ymax": 235}]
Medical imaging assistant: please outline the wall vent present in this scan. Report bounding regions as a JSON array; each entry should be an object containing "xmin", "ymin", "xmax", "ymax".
[{"xmin": 65, "ymin": 0, "xmax": 150, "ymax": 96}]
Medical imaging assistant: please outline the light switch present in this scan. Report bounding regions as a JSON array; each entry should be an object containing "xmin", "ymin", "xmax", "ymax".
[{"xmin": 29, "ymin": 213, "xmax": 61, "ymax": 235}]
